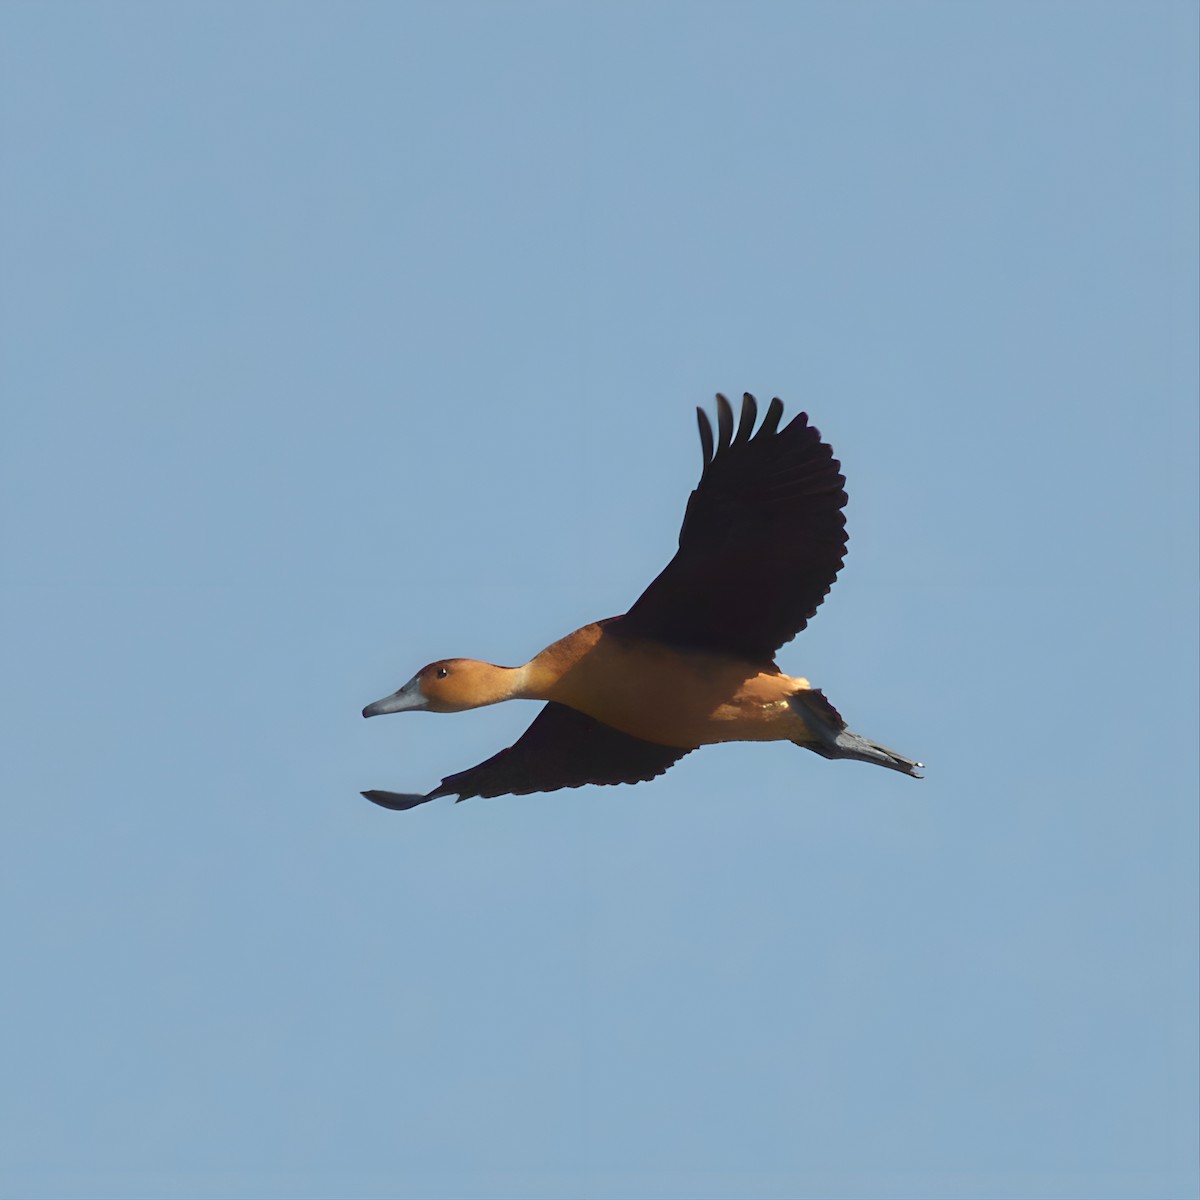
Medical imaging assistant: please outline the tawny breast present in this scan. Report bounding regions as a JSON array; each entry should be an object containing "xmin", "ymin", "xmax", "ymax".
[{"xmin": 539, "ymin": 626, "xmax": 806, "ymax": 748}]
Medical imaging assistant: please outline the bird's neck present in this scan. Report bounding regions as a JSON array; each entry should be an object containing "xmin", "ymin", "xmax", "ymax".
[
  {"xmin": 522, "ymin": 622, "xmax": 609, "ymax": 699},
  {"xmin": 461, "ymin": 662, "xmax": 533, "ymax": 707},
  {"xmin": 443, "ymin": 624, "xmax": 613, "ymax": 709}
]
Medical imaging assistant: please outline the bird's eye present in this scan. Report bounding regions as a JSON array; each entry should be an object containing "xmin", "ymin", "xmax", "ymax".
[{"xmin": 436, "ymin": 667, "xmax": 449, "ymax": 679}]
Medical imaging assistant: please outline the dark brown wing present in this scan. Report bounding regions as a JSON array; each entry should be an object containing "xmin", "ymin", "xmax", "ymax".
[
  {"xmin": 620, "ymin": 393, "xmax": 848, "ymax": 663},
  {"xmin": 361, "ymin": 702, "xmax": 691, "ymax": 810}
]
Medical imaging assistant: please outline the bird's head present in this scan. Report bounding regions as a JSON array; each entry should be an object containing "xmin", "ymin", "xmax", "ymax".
[{"xmin": 362, "ymin": 659, "xmax": 518, "ymax": 717}]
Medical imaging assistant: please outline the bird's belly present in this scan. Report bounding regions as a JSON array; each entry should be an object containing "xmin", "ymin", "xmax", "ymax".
[{"xmin": 545, "ymin": 634, "xmax": 806, "ymax": 748}]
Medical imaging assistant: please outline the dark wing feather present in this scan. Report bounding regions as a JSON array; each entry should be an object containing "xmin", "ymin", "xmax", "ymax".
[
  {"xmin": 621, "ymin": 393, "xmax": 848, "ymax": 662},
  {"xmin": 361, "ymin": 702, "xmax": 691, "ymax": 809}
]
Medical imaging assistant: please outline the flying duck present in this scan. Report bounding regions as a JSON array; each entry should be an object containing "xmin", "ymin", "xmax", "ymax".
[{"xmin": 362, "ymin": 393, "xmax": 921, "ymax": 810}]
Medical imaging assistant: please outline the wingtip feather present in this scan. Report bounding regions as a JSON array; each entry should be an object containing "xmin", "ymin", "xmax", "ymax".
[
  {"xmin": 754, "ymin": 396, "xmax": 785, "ymax": 439},
  {"xmin": 696, "ymin": 407, "xmax": 714, "ymax": 465},
  {"xmin": 735, "ymin": 393, "xmax": 757, "ymax": 443},
  {"xmin": 715, "ymin": 393, "xmax": 734, "ymax": 451},
  {"xmin": 361, "ymin": 789, "xmax": 436, "ymax": 811}
]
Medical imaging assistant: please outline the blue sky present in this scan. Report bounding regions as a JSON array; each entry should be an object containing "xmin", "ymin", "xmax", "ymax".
[{"xmin": 1, "ymin": 3, "xmax": 1196, "ymax": 1199}]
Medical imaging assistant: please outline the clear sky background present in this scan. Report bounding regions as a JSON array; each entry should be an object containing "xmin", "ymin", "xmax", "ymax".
[{"xmin": 1, "ymin": 4, "xmax": 1196, "ymax": 1199}]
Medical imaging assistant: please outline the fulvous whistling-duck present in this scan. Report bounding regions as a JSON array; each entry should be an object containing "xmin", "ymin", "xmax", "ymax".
[{"xmin": 362, "ymin": 393, "xmax": 921, "ymax": 810}]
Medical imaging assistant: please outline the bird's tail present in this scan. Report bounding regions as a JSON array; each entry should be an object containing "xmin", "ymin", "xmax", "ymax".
[{"xmin": 789, "ymin": 689, "xmax": 923, "ymax": 778}]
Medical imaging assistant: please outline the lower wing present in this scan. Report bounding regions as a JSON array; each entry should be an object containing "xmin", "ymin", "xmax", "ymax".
[{"xmin": 362, "ymin": 701, "xmax": 692, "ymax": 810}]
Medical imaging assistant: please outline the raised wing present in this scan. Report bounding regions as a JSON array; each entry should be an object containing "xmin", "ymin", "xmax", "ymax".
[
  {"xmin": 620, "ymin": 393, "xmax": 848, "ymax": 662},
  {"xmin": 361, "ymin": 701, "xmax": 691, "ymax": 810}
]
